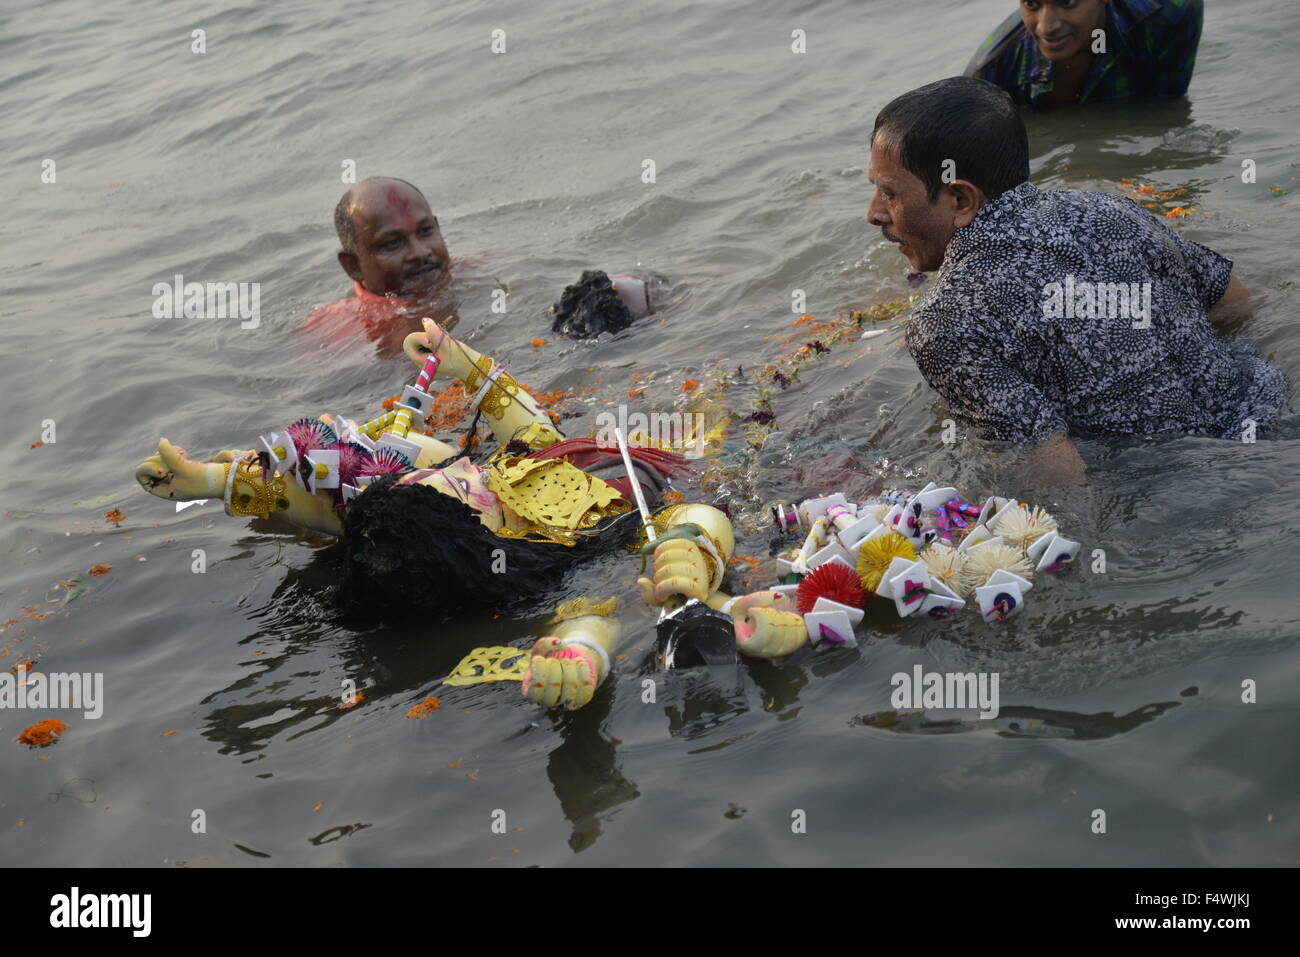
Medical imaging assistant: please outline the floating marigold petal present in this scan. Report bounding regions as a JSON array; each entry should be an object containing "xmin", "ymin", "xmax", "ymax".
[
  {"xmin": 17, "ymin": 719, "xmax": 67, "ymax": 748},
  {"xmin": 407, "ymin": 696, "xmax": 442, "ymax": 719},
  {"xmin": 338, "ymin": 691, "xmax": 365, "ymax": 710}
]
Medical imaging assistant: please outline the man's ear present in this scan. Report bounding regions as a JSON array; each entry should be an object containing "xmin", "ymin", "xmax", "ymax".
[
  {"xmin": 948, "ymin": 180, "xmax": 984, "ymax": 228},
  {"xmin": 337, "ymin": 250, "xmax": 363, "ymax": 283}
]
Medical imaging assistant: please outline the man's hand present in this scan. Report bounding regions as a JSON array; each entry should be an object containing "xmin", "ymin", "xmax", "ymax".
[
  {"xmin": 1208, "ymin": 274, "xmax": 1258, "ymax": 329},
  {"xmin": 135, "ymin": 439, "xmax": 230, "ymax": 501},
  {"xmin": 1025, "ymin": 431, "xmax": 1086, "ymax": 486}
]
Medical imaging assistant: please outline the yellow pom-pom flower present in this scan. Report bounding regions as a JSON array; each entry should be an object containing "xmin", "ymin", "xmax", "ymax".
[{"xmin": 856, "ymin": 531, "xmax": 917, "ymax": 594}]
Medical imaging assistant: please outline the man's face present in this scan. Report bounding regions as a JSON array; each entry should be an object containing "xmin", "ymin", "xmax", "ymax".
[
  {"xmin": 866, "ymin": 136, "xmax": 960, "ymax": 273},
  {"xmin": 1019, "ymin": 0, "xmax": 1109, "ymax": 62},
  {"xmin": 341, "ymin": 182, "xmax": 450, "ymax": 296}
]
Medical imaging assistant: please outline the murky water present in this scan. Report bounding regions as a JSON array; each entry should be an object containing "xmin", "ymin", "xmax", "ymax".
[{"xmin": 2, "ymin": 0, "xmax": 1298, "ymax": 866}]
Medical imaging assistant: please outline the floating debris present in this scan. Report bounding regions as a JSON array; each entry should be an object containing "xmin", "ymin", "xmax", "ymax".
[
  {"xmin": 17, "ymin": 719, "xmax": 68, "ymax": 748},
  {"xmin": 407, "ymin": 696, "xmax": 441, "ymax": 719}
]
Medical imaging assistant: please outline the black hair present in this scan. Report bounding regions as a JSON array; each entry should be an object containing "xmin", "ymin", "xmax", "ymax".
[
  {"xmin": 549, "ymin": 270, "xmax": 635, "ymax": 339},
  {"xmin": 340, "ymin": 475, "xmax": 633, "ymax": 618},
  {"xmin": 871, "ymin": 76, "xmax": 1029, "ymax": 202},
  {"xmin": 333, "ymin": 177, "xmax": 429, "ymax": 253}
]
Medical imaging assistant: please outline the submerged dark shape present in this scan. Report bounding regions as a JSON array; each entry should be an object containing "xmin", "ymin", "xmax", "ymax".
[
  {"xmin": 550, "ymin": 270, "xmax": 636, "ymax": 339},
  {"xmin": 657, "ymin": 599, "xmax": 738, "ymax": 668}
]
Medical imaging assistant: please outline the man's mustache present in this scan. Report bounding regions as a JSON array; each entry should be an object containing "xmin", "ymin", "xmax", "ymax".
[{"xmin": 403, "ymin": 260, "xmax": 444, "ymax": 278}]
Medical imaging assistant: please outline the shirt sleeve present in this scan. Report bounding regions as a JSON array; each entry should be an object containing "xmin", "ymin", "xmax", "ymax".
[
  {"xmin": 908, "ymin": 306, "xmax": 1067, "ymax": 445},
  {"xmin": 1147, "ymin": 0, "xmax": 1204, "ymax": 97},
  {"xmin": 963, "ymin": 10, "xmax": 1024, "ymax": 80},
  {"xmin": 1144, "ymin": 213, "xmax": 1234, "ymax": 310}
]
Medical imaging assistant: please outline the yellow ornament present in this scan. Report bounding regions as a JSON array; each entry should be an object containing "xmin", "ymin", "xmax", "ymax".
[
  {"xmin": 549, "ymin": 596, "xmax": 619, "ymax": 623},
  {"xmin": 487, "ymin": 457, "xmax": 631, "ymax": 545},
  {"xmin": 443, "ymin": 646, "xmax": 530, "ymax": 686},
  {"xmin": 856, "ymin": 531, "xmax": 917, "ymax": 593}
]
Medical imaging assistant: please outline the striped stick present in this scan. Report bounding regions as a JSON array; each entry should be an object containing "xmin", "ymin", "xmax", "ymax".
[{"xmin": 360, "ymin": 410, "xmax": 397, "ymax": 438}]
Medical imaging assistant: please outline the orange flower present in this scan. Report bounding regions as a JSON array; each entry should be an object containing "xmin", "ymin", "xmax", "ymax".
[
  {"xmin": 426, "ymin": 381, "xmax": 471, "ymax": 431},
  {"xmin": 29, "ymin": 441, "xmax": 42, "ymax": 449},
  {"xmin": 338, "ymin": 691, "xmax": 366, "ymax": 710},
  {"xmin": 530, "ymin": 338, "xmax": 547, "ymax": 348},
  {"xmin": 104, "ymin": 509, "xmax": 126, "ymax": 526},
  {"xmin": 1165, "ymin": 206, "xmax": 1190, "ymax": 218},
  {"xmin": 407, "ymin": 696, "xmax": 442, "ymax": 719},
  {"xmin": 661, "ymin": 490, "xmax": 684, "ymax": 506},
  {"xmin": 17, "ymin": 719, "xmax": 67, "ymax": 748},
  {"xmin": 524, "ymin": 387, "xmax": 574, "ymax": 406},
  {"xmin": 681, "ymin": 380, "xmax": 699, "ymax": 392},
  {"xmin": 88, "ymin": 564, "xmax": 112, "ymax": 577},
  {"xmin": 628, "ymin": 387, "xmax": 645, "ymax": 399},
  {"xmin": 9, "ymin": 661, "xmax": 33, "ymax": 675}
]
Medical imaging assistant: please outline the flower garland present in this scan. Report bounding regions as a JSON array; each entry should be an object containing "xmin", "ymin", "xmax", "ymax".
[{"xmin": 766, "ymin": 486, "xmax": 1081, "ymax": 631}]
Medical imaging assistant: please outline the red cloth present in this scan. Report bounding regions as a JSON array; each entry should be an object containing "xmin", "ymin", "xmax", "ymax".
[
  {"xmin": 296, "ymin": 282, "xmax": 426, "ymax": 358},
  {"xmin": 529, "ymin": 438, "xmax": 693, "ymax": 500}
]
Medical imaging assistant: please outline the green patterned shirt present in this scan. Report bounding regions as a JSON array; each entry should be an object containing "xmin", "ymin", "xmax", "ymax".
[{"xmin": 964, "ymin": 0, "xmax": 1204, "ymax": 109}]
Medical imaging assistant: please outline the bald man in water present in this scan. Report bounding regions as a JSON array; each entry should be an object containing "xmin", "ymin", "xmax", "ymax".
[{"xmin": 298, "ymin": 177, "xmax": 458, "ymax": 357}]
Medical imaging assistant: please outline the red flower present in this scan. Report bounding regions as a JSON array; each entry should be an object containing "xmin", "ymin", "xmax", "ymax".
[{"xmin": 796, "ymin": 562, "xmax": 866, "ymax": 613}]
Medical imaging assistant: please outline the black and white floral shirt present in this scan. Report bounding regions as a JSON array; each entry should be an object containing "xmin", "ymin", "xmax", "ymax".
[{"xmin": 906, "ymin": 182, "xmax": 1290, "ymax": 444}]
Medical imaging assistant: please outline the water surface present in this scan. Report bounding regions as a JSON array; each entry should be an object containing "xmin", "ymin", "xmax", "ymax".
[{"xmin": 2, "ymin": 0, "xmax": 1297, "ymax": 866}]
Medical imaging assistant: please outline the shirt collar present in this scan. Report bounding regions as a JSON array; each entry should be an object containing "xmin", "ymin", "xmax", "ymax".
[
  {"xmin": 353, "ymin": 280, "xmax": 414, "ymax": 305},
  {"xmin": 942, "ymin": 181, "xmax": 1041, "ymax": 265},
  {"xmin": 1109, "ymin": 0, "xmax": 1160, "ymax": 37}
]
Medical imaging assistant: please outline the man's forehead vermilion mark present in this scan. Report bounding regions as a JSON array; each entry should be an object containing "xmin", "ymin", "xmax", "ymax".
[{"xmin": 387, "ymin": 184, "xmax": 416, "ymax": 227}]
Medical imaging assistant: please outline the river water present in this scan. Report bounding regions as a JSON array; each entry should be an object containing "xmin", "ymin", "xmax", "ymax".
[{"xmin": 2, "ymin": 0, "xmax": 1298, "ymax": 866}]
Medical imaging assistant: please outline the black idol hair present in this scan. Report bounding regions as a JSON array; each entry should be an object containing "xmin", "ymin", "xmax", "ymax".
[
  {"xmin": 549, "ymin": 270, "xmax": 636, "ymax": 339},
  {"xmin": 340, "ymin": 475, "xmax": 634, "ymax": 618}
]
